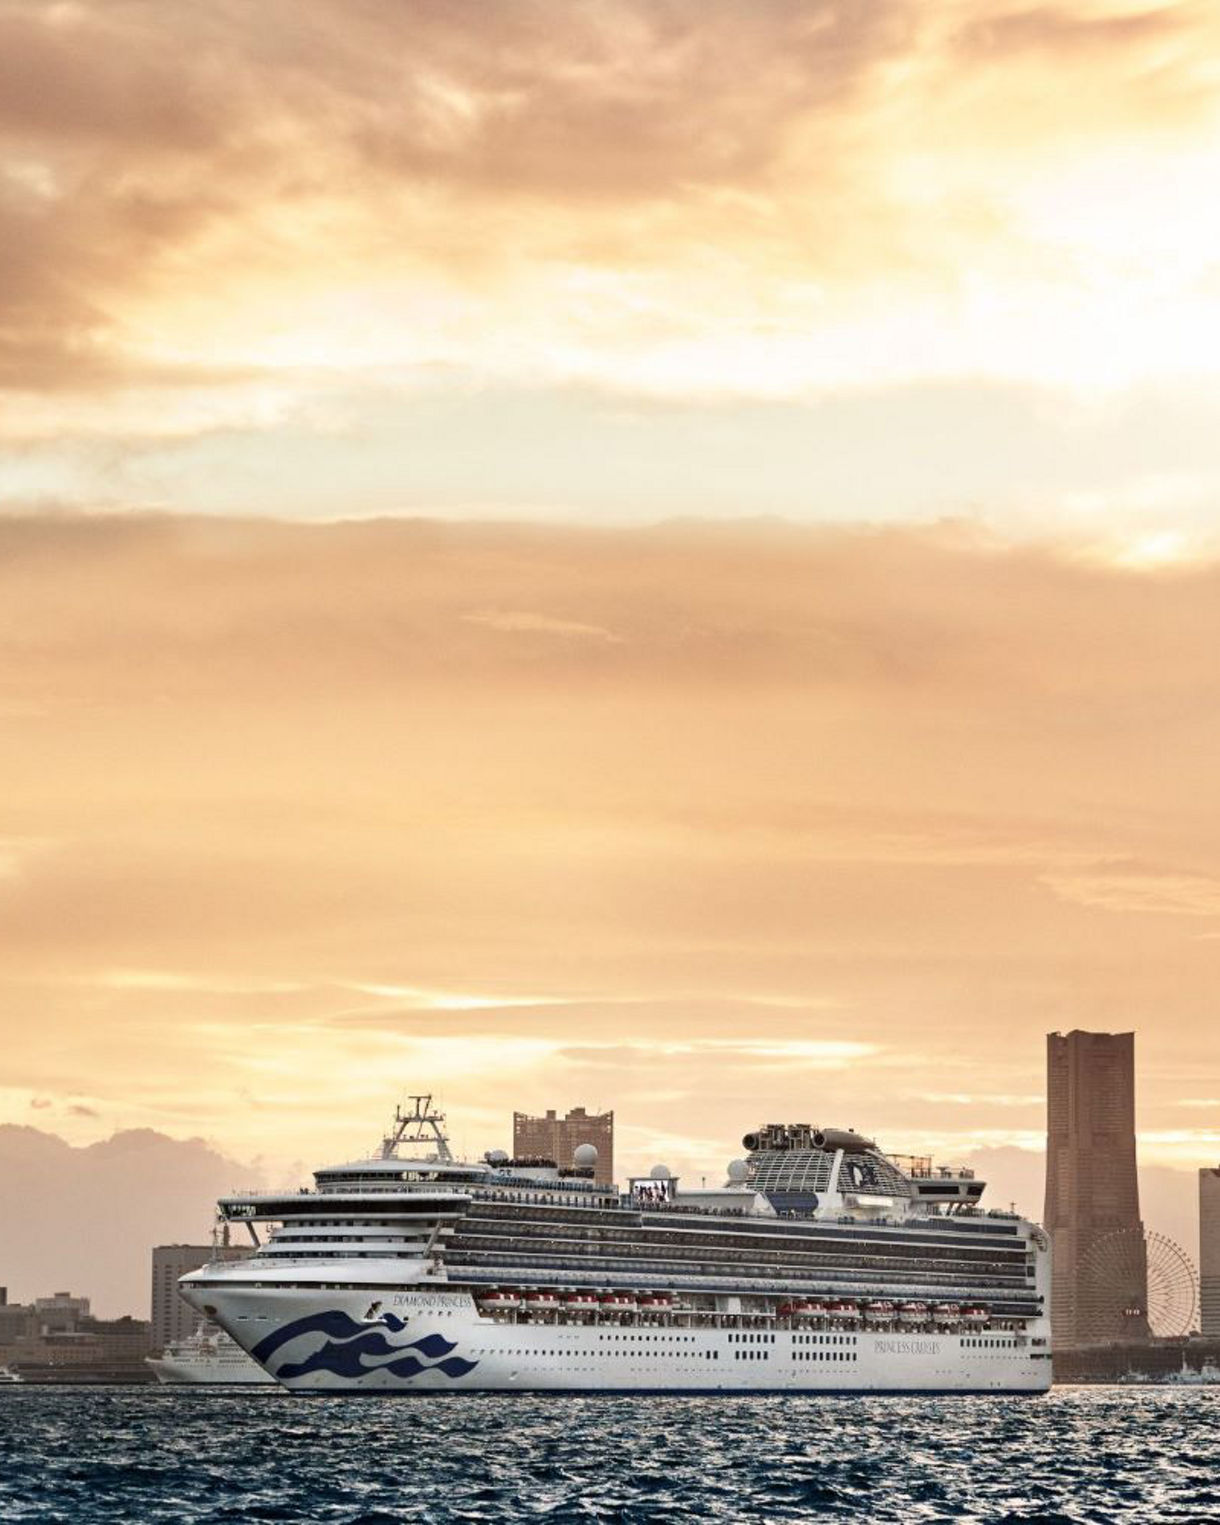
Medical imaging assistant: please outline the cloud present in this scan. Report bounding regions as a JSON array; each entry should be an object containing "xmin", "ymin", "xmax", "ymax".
[
  {"xmin": 2, "ymin": 0, "xmax": 1220, "ymax": 442},
  {"xmin": 462, "ymin": 610, "xmax": 624, "ymax": 642},
  {"xmin": 1042, "ymin": 866, "xmax": 1220, "ymax": 917},
  {"xmin": 2, "ymin": 513, "xmax": 1220, "ymax": 1181},
  {"xmin": 0, "ymin": 1123, "xmax": 260, "ymax": 1315},
  {"xmin": 955, "ymin": 3, "xmax": 1191, "ymax": 64},
  {"xmin": 920, "ymin": 1092, "xmax": 1044, "ymax": 1107}
]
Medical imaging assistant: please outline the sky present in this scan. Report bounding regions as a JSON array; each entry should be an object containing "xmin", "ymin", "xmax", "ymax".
[
  {"xmin": 2, "ymin": 1, "xmax": 1220, "ymax": 1311},
  {"xmin": 2, "ymin": 0, "xmax": 1220, "ymax": 544}
]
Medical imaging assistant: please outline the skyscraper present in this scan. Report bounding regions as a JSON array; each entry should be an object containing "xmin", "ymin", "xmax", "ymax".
[
  {"xmin": 1201, "ymin": 1167, "xmax": 1220, "ymax": 1338},
  {"xmin": 1044, "ymin": 1030, "xmax": 1145, "ymax": 1347},
  {"xmin": 513, "ymin": 1106, "xmax": 614, "ymax": 1186},
  {"xmin": 151, "ymin": 1244, "xmax": 250, "ymax": 1350}
]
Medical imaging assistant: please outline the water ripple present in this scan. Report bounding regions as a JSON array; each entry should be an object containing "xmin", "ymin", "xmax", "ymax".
[{"xmin": 1, "ymin": 1387, "xmax": 1217, "ymax": 1524}]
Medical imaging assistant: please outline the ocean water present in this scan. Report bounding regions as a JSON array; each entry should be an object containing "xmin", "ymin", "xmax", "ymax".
[{"xmin": 1, "ymin": 1387, "xmax": 1217, "ymax": 1524}]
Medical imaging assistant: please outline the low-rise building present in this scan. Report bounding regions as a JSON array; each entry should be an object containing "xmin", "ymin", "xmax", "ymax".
[{"xmin": 0, "ymin": 1288, "xmax": 152, "ymax": 1379}]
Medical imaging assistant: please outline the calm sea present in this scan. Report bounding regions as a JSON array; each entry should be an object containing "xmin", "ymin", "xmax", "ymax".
[{"xmin": 1, "ymin": 1387, "xmax": 1216, "ymax": 1523}]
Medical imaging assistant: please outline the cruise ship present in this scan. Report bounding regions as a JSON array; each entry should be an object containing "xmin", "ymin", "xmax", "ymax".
[
  {"xmin": 146, "ymin": 1322, "xmax": 276, "ymax": 1385},
  {"xmin": 182, "ymin": 1097, "xmax": 1052, "ymax": 1393}
]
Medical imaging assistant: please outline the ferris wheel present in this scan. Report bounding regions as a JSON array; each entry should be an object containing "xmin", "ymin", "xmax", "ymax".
[{"xmin": 1076, "ymin": 1228, "xmax": 1198, "ymax": 1341}]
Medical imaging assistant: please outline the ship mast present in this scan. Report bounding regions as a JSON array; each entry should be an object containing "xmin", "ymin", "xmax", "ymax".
[{"xmin": 379, "ymin": 1094, "xmax": 454, "ymax": 1162}]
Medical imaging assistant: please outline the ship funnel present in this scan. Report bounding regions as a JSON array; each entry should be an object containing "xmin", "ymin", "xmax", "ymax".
[{"xmin": 813, "ymin": 1128, "xmax": 874, "ymax": 1153}]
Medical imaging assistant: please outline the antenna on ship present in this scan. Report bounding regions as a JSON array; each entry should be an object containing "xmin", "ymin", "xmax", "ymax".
[{"xmin": 379, "ymin": 1093, "xmax": 454, "ymax": 1162}]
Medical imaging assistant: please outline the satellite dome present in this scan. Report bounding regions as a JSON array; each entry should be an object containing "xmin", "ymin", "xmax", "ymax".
[
  {"xmin": 573, "ymin": 1143, "xmax": 598, "ymax": 1168},
  {"xmin": 649, "ymin": 1163, "xmax": 671, "ymax": 1181},
  {"xmin": 726, "ymin": 1159, "xmax": 749, "ymax": 1184},
  {"xmin": 485, "ymin": 1148, "xmax": 509, "ymax": 1165}
]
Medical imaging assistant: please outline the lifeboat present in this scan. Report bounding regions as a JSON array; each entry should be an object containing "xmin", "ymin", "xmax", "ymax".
[
  {"xmin": 637, "ymin": 1292, "xmax": 672, "ymax": 1311},
  {"xmin": 804, "ymin": 1300, "xmax": 827, "ymax": 1318},
  {"xmin": 961, "ymin": 1304, "xmax": 989, "ymax": 1325},
  {"xmin": 898, "ymin": 1302, "xmax": 928, "ymax": 1324},
  {"xmin": 523, "ymin": 1289, "xmax": 561, "ymax": 1312},
  {"xmin": 476, "ymin": 1288, "xmax": 521, "ymax": 1311},
  {"xmin": 777, "ymin": 1300, "xmax": 809, "ymax": 1319},
  {"xmin": 827, "ymin": 1300, "xmax": 857, "ymax": 1321},
  {"xmin": 933, "ymin": 1303, "xmax": 960, "ymax": 1323},
  {"xmin": 563, "ymin": 1291, "xmax": 599, "ymax": 1312},
  {"xmin": 862, "ymin": 1301, "xmax": 896, "ymax": 1323},
  {"xmin": 599, "ymin": 1292, "xmax": 637, "ymax": 1314}
]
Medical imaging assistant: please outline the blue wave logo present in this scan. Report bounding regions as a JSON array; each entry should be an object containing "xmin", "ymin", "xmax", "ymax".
[{"xmin": 252, "ymin": 1310, "xmax": 478, "ymax": 1384}]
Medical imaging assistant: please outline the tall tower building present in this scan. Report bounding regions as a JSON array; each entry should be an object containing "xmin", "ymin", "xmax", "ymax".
[
  {"xmin": 1201, "ymin": 1167, "xmax": 1220, "ymax": 1338},
  {"xmin": 1044, "ymin": 1030, "xmax": 1145, "ymax": 1347},
  {"xmin": 151, "ymin": 1244, "xmax": 250, "ymax": 1350},
  {"xmin": 513, "ymin": 1106, "xmax": 614, "ymax": 1186}
]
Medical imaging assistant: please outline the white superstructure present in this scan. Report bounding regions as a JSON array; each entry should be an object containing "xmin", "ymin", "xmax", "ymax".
[
  {"xmin": 182, "ymin": 1099, "xmax": 1052, "ymax": 1394},
  {"xmin": 146, "ymin": 1322, "xmax": 276, "ymax": 1385}
]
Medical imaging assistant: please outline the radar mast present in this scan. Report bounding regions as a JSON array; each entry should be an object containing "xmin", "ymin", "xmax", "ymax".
[{"xmin": 379, "ymin": 1094, "xmax": 453, "ymax": 1162}]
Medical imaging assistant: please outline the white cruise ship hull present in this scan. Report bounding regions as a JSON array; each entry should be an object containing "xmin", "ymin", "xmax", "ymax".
[{"xmin": 186, "ymin": 1282, "xmax": 1051, "ymax": 1395}]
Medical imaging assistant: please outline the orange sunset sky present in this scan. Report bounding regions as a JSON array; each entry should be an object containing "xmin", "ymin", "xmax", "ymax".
[{"xmin": 2, "ymin": 1, "xmax": 1220, "ymax": 1309}]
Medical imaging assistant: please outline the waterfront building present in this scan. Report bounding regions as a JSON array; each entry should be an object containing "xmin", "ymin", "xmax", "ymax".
[
  {"xmin": 0, "ymin": 1288, "xmax": 151, "ymax": 1376},
  {"xmin": 0, "ymin": 1288, "xmax": 34, "ymax": 1359},
  {"xmin": 34, "ymin": 1291, "xmax": 91, "ymax": 1325},
  {"xmin": 152, "ymin": 1244, "xmax": 250, "ymax": 1350},
  {"xmin": 1202, "ymin": 1167, "xmax": 1220, "ymax": 1338},
  {"xmin": 1044, "ymin": 1030, "xmax": 1145, "ymax": 1347},
  {"xmin": 513, "ymin": 1106, "xmax": 614, "ymax": 1186}
]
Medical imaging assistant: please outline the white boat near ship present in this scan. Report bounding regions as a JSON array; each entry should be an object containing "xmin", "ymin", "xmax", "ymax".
[
  {"xmin": 146, "ymin": 1323, "xmax": 275, "ymax": 1385},
  {"xmin": 1120, "ymin": 1357, "xmax": 1220, "ymax": 1387},
  {"xmin": 1169, "ymin": 1359, "xmax": 1220, "ymax": 1385},
  {"xmin": 182, "ymin": 1096, "xmax": 1053, "ymax": 1394},
  {"xmin": 0, "ymin": 1365, "xmax": 24, "ymax": 1385}
]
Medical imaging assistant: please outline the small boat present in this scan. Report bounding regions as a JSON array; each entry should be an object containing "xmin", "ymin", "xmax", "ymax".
[
  {"xmin": 827, "ymin": 1300, "xmax": 858, "ymax": 1321},
  {"xmin": 898, "ymin": 1301, "xmax": 928, "ymax": 1324},
  {"xmin": 0, "ymin": 1366, "xmax": 24, "ymax": 1385},
  {"xmin": 522, "ymin": 1289, "xmax": 561, "ymax": 1312},
  {"xmin": 599, "ymin": 1292, "xmax": 637, "ymax": 1314},
  {"xmin": 961, "ymin": 1304, "xmax": 989, "ymax": 1325},
  {"xmin": 932, "ymin": 1303, "xmax": 961, "ymax": 1323},
  {"xmin": 777, "ymin": 1300, "xmax": 810, "ymax": 1319},
  {"xmin": 637, "ymin": 1292, "xmax": 672, "ymax": 1312}
]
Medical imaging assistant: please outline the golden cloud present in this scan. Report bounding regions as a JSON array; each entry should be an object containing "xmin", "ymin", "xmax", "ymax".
[
  {"xmin": 1, "ymin": 513, "xmax": 1219, "ymax": 1177},
  {"xmin": 3, "ymin": 0, "xmax": 1220, "ymax": 426}
]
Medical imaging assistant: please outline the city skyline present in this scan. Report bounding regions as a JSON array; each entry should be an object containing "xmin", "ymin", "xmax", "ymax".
[{"xmin": 0, "ymin": 1058, "xmax": 1213, "ymax": 1321}]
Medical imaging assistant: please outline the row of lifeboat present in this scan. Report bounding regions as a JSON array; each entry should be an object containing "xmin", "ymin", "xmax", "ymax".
[
  {"xmin": 476, "ymin": 1288, "xmax": 990, "ymax": 1327},
  {"xmin": 476, "ymin": 1288, "xmax": 676, "ymax": 1315},
  {"xmin": 778, "ymin": 1299, "xmax": 989, "ymax": 1327}
]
